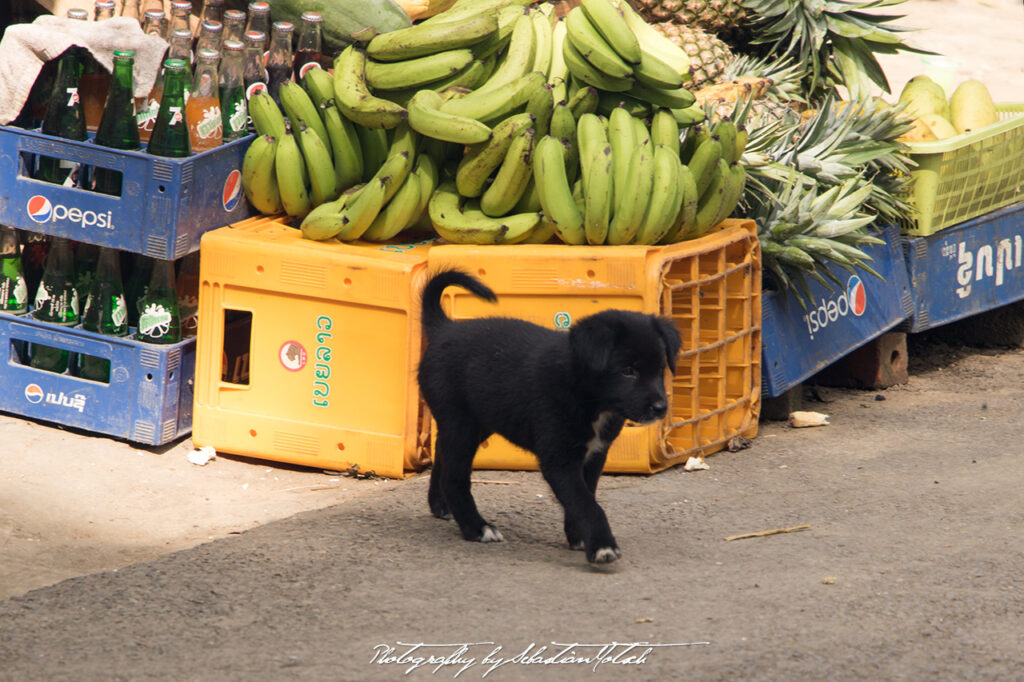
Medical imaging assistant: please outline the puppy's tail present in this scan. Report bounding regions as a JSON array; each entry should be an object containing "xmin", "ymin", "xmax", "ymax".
[{"xmin": 421, "ymin": 268, "xmax": 497, "ymax": 340}]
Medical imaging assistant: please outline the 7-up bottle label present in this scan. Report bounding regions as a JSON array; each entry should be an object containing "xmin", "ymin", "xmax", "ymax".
[{"xmin": 139, "ymin": 302, "xmax": 173, "ymax": 338}]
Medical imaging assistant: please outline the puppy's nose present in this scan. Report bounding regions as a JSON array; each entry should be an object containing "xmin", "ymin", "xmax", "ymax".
[{"xmin": 649, "ymin": 399, "xmax": 667, "ymax": 415}]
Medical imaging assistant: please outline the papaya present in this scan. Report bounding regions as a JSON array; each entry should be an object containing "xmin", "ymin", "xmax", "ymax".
[
  {"xmin": 898, "ymin": 75, "xmax": 950, "ymax": 120},
  {"xmin": 222, "ymin": 0, "xmax": 412, "ymax": 54},
  {"xmin": 949, "ymin": 80, "xmax": 998, "ymax": 134}
]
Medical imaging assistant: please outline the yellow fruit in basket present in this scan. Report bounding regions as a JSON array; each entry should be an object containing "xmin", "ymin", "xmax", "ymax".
[
  {"xmin": 897, "ymin": 117, "xmax": 939, "ymax": 143},
  {"xmin": 918, "ymin": 113, "xmax": 958, "ymax": 140},
  {"xmin": 949, "ymin": 79, "xmax": 998, "ymax": 134},
  {"xmin": 898, "ymin": 75, "xmax": 950, "ymax": 120}
]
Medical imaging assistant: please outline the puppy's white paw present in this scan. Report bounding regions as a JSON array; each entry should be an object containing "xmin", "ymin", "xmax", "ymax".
[
  {"xmin": 592, "ymin": 547, "xmax": 621, "ymax": 563},
  {"xmin": 480, "ymin": 525, "xmax": 504, "ymax": 543}
]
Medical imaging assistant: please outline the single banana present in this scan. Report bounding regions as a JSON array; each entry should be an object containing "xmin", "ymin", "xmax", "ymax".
[
  {"xmin": 333, "ymin": 45, "xmax": 408, "ymax": 130},
  {"xmin": 323, "ymin": 103, "xmax": 363, "ymax": 193},
  {"xmin": 733, "ymin": 126, "xmax": 749, "ymax": 164},
  {"xmin": 691, "ymin": 158, "xmax": 729, "ymax": 237},
  {"xmin": 660, "ymin": 162, "xmax": 698, "ymax": 243},
  {"xmin": 628, "ymin": 81, "xmax": 695, "ymax": 110},
  {"xmin": 279, "ymin": 80, "xmax": 331, "ymax": 159},
  {"xmin": 387, "ymin": 120, "xmax": 419, "ymax": 159},
  {"xmin": 301, "ymin": 66, "xmax": 336, "ymax": 113},
  {"xmin": 564, "ymin": 7, "xmax": 633, "ymax": 79},
  {"xmin": 710, "ymin": 162, "xmax": 746, "ymax": 228},
  {"xmin": 361, "ymin": 172, "xmax": 422, "ymax": 242},
  {"xmin": 575, "ymin": 112, "xmax": 608, "ymax": 175},
  {"xmin": 426, "ymin": 57, "xmax": 493, "ymax": 92},
  {"xmin": 607, "ymin": 139, "xmax": 653, "ymax": 245},
  {"xmin": 562, "ymin": 38, "xmax": 633, "ymax": 92},
  {"xmin": 299, "ymin": 191, "xmax": 353, "ymax": 241},
  {"xmin": 480, "ymin": 128, "xmax": 536, "ymax": 217},
  {"xmin": 688, "ymin": 135, "xmax": 723, "ymax": 199},
  {"xmin": 632, "ymin": 50, "xmax": 684, "ymax": 90},
  {"xmin": 548, "ymin": 18, "xmax": 569, "ymax": 85},
  {"xmin": 241, "ymin": 134, "xmax": 282, "ymax": 216},
  {"xmin": 440, "ymin": 70, "xmax": 545, "ymax": 124},
  {"xmin": 533, "ymin": 135, "xmax": 585, "ymax": 245},
  {"xmin": 671, "ymin": 104, "xmax": 706, "ymax": 128},
  {"xmin": 408, "ymin": 154, "xmax": 439, "ymax": 230},
  {"xmin": 422, "ymin": 0, "xmax": 530, "ymax": 25},
  {"xmin": 475, "ymin": 13, "xmax": 535, "ymax": 94},
  {"xmin": 519, "ymin": 217, "xmax": 557, "ymax": 244},
  {"xmin": 407, "ymin": 89, "xmax": 493, "ymax": 145},
  {"xmin": 580, "ymin": 0, "xmax": 641, "ymax": 65},
  {"xmin": 550, "ymin": 101, "xmax": 579, "ymax": 181},
  {"xmin": 679, "ymin": 124, "xmax": 707, "ymax": 163},
  {"xmin": 608, "ymin": 105, "xmax": 636, "ymax": 208},
  {"xmin": 714, "ymin": 118, "xmax": 738, "ymax": 166},
  {"xmin": 583, "ymin": 143, "xmax": 613, "ymax": 245},
  {"xmin": 367, "ymin": 12, "xmax": 497, "ymax": 62},
  {"xmin": 526, "ymin": 83, "xmax": 555, "ymax": 137},
  {"xmin": 455, "ymin": 112, "xmax": 535, "ymax": 197},
  {"xmin": 650, "ymin": 107, "xmax": 680, "ymax": 156},
  {"xmin": 275, "ymin": 131, "xmax": 312, "ymax": 219},
  {"xmin": 364, "ymin": 49, "xmax": 475, "ymax": 91},
  {"xmin": 248, "ymin": 90, "xmax": 287, "ymax": 139},
  {"xmin": 530, "ymin": 8, "xmax": 553, "ymax": 78},
  {"xmin": 296, "ymin": 122, "xmax": 339, "ymax": 207},
  {"xmin": 356, "ymin": 124, "xmax": 390, "ymax": 183},
  {"xmin": 429, "ymin": 181, "xmax": 541, "ymax": 244},
  {"xmin": 634, "ymin": 144, "xmax": 681, "ymax": 245},
  {"xmin": 567, "ymin": 85, "xmax": 600, "ymax": 119},
  {"xmin": 597, "ymin": 92, "xmax": 650, "ymax": 118},
  {"xmin": 550, "ymin": 77, "xmax": 568, "ymax": 106}
]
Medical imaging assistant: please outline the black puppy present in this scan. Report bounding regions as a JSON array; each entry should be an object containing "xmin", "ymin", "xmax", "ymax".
[{"xmin": 418, "ymin": 269, "xmax": 681, "ymax": 564}]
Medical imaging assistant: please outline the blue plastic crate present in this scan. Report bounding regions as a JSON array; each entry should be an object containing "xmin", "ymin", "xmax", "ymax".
[
  {"xmin": 0, "ymin": 314, "xmax": 194, "ymax": 445},
  {"xmin": 902, "ymin": 202, "xmax": 1024, "ymax": 332},
  {"xmin": 761, "ymin": 224, "xmax": 914, "ymax": 398},
  {"xmin": 0, "ymin": 125, "xmax": 256, "ymax": 259}
]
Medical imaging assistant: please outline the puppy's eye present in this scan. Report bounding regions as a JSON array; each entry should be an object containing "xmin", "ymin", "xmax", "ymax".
[{"xmin": 621, "ymin": 367, "xmax": 638, "ymax": 379}]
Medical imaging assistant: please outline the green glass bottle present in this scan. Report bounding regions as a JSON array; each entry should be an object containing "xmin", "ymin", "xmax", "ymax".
[
  {"xmin": 147, "ymin": 59, "xmax": 192, "ymax": 158},
  {"xmin": 78, "ymin": 247, "xmax": 129, "ymax": 382},
  {"xmin": 124, "ymin": 253, "xmax": 153, "ymax": 328},
  {"xmin": 30, "ymin": 237, "xmax": 79, "ymax": 374},
  {"xmin": 219, "ymin": 40, "xmax": 248, "ymax": 143},
  {"xmin": 0, "ymin": 227, "xmax": 29, "ymax": 315},
  {"xmin": 137, "ymin": 258, "xmax": 181, "ymax": 344},
  {"xmin": 36, "ymin": 47, "xmax": 87, "ymax": 187},
  {"xmin": 93, "ymin": 50, "xmax": 141, "ymax": 196},
  {"xmin": 72, "ymin": 242, "xmax": 99, "ymax": 305}
]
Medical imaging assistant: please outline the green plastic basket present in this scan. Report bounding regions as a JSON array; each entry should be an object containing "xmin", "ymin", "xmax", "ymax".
[{"xmin": 899, "ymin": 103, "xmax": 1024, "ymax": 236}]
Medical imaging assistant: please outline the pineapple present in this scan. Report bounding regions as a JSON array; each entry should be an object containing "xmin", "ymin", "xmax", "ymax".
[
  {"xmin": 627, "ymin": 0, "xmax": 928, "ymax": 99},
  {"xmin": 627, "ymin": 0, "xmax": 749, "ymax": 39},
  {"xmin": 650, "ymin": 22, "xmax": 734, "ymax": 88}
]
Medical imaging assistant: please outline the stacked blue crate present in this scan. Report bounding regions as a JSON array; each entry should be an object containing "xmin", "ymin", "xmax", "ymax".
[
  {"xmin": 0, "ymin": 125, "xmax": 253, "ymax": 444},
  {"xmin": 761, "ymin": 224, "xmax": 915, "ymax": 398}
]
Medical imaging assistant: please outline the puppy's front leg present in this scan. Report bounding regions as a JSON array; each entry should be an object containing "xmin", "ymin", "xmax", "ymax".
[
  {"xmin": 538, "ymin": 455, "xmax": 620, "ymax": 564},
  {"xmin": 434, "ymin": 427, "xmax": 503, "ymax": 543}
]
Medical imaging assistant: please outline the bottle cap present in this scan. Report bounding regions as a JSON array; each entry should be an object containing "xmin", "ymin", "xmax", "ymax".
[
  {"xmin": 164, "ymin": 58, "xmax": 189, "ymax": 71},
  {"xmin": 244, "ymin": 30, "xmax": 266, "ymax": 44},
  {"xmin": 67, "ymin": 8, "xmax": 89, "ymax": 19},
  {"xmin": 113, "ymin": 50, "xmax": 135, "ymax": 59},
  {"xmin": 300, "ymin": 12, "xmax": 323, "ymax": 23},
  {"xmin": 144, "ymin": 9, "xmax": 166, "ymax": 19},
  {"xmin": 201, "ymin": 19, "xmax": 224, "ymax": 34},
  {"xmin": 196, "ymin": 48, "xmax": 220, "ymax": 62},
  {"xmin": 224, "ymin": 9, "xmax": 246, "ymax": 22},
  {"xmin": 248, "ymin": 1, "xmax": 270, "ymax": 10},
  {"xmin": 222, "ymin": 40, "xmax": 244, "ymax": 53},
  {"xmin": 272, "ymin": 21, "xmax": 295, "ymax": 33}
]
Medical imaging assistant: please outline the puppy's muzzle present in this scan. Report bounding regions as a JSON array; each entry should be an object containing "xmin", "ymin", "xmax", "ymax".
[{"xmin": 636, "ymin": 399, "xmax": 668, "ymax": 424}]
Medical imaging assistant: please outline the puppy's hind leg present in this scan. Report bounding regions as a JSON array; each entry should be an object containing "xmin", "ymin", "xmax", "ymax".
[
  {"xmin": 428, "ymin": 457, "xmax": 452, "ymax": 521},
  {"xmin": 435, "ymin": 425, "xmax": 504, "ymax": 543}
]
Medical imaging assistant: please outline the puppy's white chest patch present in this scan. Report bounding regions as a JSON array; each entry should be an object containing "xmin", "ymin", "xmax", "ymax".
[{"xmin": 585, "ymin": 411, "xmax": 615, "ymax": 462}]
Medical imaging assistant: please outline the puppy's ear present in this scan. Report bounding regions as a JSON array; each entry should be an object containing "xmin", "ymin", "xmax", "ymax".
[
  {"xmin": 570, "ymin": 316, "xmax": 616, "ymax": 375},
  {"xmin": 654, "ymin": 317, "xmax": 682, "ymax": 374}
]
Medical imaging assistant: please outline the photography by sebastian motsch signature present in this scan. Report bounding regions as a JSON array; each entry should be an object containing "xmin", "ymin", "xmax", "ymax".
[{"xmin": 369, "ymin": 640, "xmax": 711, "ymax": 677}]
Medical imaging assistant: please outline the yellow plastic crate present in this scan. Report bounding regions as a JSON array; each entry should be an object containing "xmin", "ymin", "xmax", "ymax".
[
  {"xmin": 192, "ymin": 217, "xmax": 434, "ymax": 479},
  {"xmin": 426, "ymin": 219, "xmax": 762, "ymax": 474},
  {"xmin": 900, "ymin": 103, "xmax": 1024, "ymax": 235}
]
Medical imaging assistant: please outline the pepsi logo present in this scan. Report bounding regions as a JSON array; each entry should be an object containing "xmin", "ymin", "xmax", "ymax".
[
  {"xmin": 27, "ymin": 195, "xmax": 53, "ymax": 223},
  {"xmin": 223, "ymin": 170, "xmax": 242, "ymax": 211},
  {"xmin": 245, "ymin": 82, "xmax": 267, "ymax": 101},
  {"xmin": 24, "ymin": 383, "xmax": 44, "ymax": 404},
  {"xmin": 847, "ymin": 275, "xmax": 867, "ymax": 317},
  {"xmin": 298, "ymin": 62, "xmax": 322, "ymax": 79}
]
